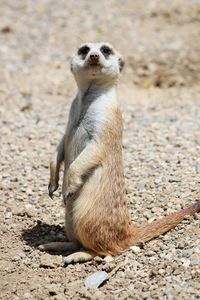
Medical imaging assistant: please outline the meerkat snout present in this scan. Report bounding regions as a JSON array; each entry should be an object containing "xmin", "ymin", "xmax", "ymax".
[
  {"xmin": 88, "ymin": 52, "xmax": 100, "ymax": 65},
  {"xmin": 89, "ymin": 53, "xmax": 100, "ymax": 60}
]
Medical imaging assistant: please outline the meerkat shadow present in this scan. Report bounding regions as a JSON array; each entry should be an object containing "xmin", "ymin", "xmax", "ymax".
[{"xmin": 21, "ymin": 220, "xmax": 70, "ymax": 255}]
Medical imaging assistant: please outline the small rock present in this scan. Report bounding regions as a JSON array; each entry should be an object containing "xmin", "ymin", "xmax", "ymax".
[
  {"xmin": 53, "ymin": 295, "xmax": 67, "ymax": 300},
  {"xmin": 12, "ymin": 207, "xmax": 25, "ymax": 216},
  {"xmin": 181, "ymin": 249, "xmax": 193, "ymax": 257},
  {"xmin": 5, "ymin": 211, "xmax": 12, "ymax": 219},
  {"xmin": 154, "ymin": 178, "xmax": 162, "ymax": 185},
  {"xmin": 182, "ymin": 259, "xmax": 190, "ymax": 268},
  {"xmin": 128, "ymin": 283, "xmax": 135, "ymax": 291},
  {"xmin": 140, "ymin": 271, "xmax": 148, "ymax": 278},
  {"xmin": 190, "ymin": 259, "xmax": 200, "ymax": 266},
  {"xmin": 92, "ymin": 290, "xmax": 105, "ymax": 300},
  {"xmin": 84, "ymin": 271, "xmax": 108, "ymax": 288},
  {"xmin": 130, "ymin": 246, "xmax": 141, "ymax": 254},
  {"xmin": 18, "ymin": 251, "xmax": 26, "ymax": 258},
  {"xmin": 168, "ymin": 176, "xmax": 181, "ymax": 183},
  {"xmin": 26, "ymin": 189, "xmax": 34, "ymax": 196},
  {"xmin": 11, "ymin": 255, "xmax": 21, "ymax": 262},
  {"xmin": 0, "ymin": 225, "xmax": 7, "ymax": 233},
  {"xmin": 195, "ymin": 162, "xmax": 200, "ymax": 174},
  {"xmin": 24, "ymin": 245, "xmax": 31, "ymax": 252},
  {"xmin": 46, "ymin": 283, "xmax": 61, "ymax": 296},
  {"xmin": 137, "ymin": 183, "xmax": 146, "ymax": 193},
  {"xmin": 158, "ymin": 269, "xmax": 165, "ymax": 275},
  {"xmin": 102, "ymin": 262, "xmax": 115, "ymax": 272},
  {"xmin": 56, "ymin": 232, "xmax": 66, "ymax": 241},
  {"xmin": 104, "ymin": 255, "xmax": 114, "ymax": 263},
  {"xmin": 24, "ymin": 258, "xmax": 31, "ymax": 266},
  {"xmin": 146, "ymin": 250, "xmax": 156, "ymax": 257},
  {"xmin": 142, "ymin": 291, "xmax": 151, "ymax": 299},
  {"xmin": 93, "ymin": 256, "xmax": 104, "ymax": 263},
  {"xmin": 23, "ymin": 292, "xmax": 33, "ymax": 299},
  {"xmin": 25, "ymin": 204, "xmax": 36, "ymax": 217},
  {"xmin": 176, "ymin": 242, "xmax": 185, "ymax": 249}
]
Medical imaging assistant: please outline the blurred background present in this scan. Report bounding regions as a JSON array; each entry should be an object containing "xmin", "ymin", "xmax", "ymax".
[{"xmin": 0, "ymin": 0, "xmax": 200, "ymax": 96}]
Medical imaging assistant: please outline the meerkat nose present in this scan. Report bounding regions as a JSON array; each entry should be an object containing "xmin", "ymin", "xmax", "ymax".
[{"xmin": 90, "ymin": 53, "xmax": 100, "ymax": 61}]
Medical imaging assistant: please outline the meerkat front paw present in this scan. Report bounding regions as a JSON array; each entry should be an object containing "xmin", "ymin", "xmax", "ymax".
[
  {"xmin": 48, "ymin": 183, "xmax": 58, "ymax": 198},
  {"xmin": 66, "ymin": 167, "xmax": 83, "ymax": 196},
  {"xmin": 67, "ymin": 175, "xmax": 83, "ymax": 194}
]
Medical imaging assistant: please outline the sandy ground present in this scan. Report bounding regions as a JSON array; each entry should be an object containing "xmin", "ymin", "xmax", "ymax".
[{"xmin": 0, "ymin": 1, "xmax": 200, "ymax": 299}]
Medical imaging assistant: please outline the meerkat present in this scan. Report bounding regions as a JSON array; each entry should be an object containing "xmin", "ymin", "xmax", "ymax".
[{"xmin": 39, "ymin": 42, "xmax": 200, "ymax": 265}]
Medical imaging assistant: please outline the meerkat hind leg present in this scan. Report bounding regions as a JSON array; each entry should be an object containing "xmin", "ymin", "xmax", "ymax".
[
  {"xmin": 63, "ymin": 250, "xmax": 96, "ymax": 265},
  {"xmin": 38, "ymin": 241, "xmax": 78, "ymax": 252}
]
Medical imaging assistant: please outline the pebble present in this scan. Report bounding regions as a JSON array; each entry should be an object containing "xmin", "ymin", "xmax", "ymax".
[
  {"xmin": 168, "ymin": 176, "xmax": 181, "ymax": 183},
  {"xmin": 190, "ymin": 259, "xmax": 200, "ymax": 266},
  {"xmin": 146, "ymin": 250, "xmax": 156, "ymax": 257},
  {"xmin": 92, "ymin": 290, "xmax": 105, "ymax": 300},
  {"xmin": 181, "ymin": 249, "xmax": 194, "ymax": 257},
  {"xmin": 176, "ymin": 242, "xmax": 185, "ymax": 249},
  {"xmin": 24, "ymin": 204, "xmax": 37, "ymax": 217},
  {"xmin": 23, "ymin": 245, "xmax": 31, "ymax": 252},
  {"xmin": 56, "ymin": 232, "xmax": 66, "ymax": 241},
  {"xmin": 128, "ymin": 283, "xmax": 135, "ymax": 291},
  {"xmin": 104, "ymin": 255, "xmax": 114, "ymax": 263},
  {"xmin": 182, "ymin": 259, "xmax": 190, "ymax": 268},
  {"xmin": 130, "ymin": 246, "xmax": 141, "ymax": 254},
  {"xmin": 11, "ymin": 255, "xmax": 21, "ymax": 262},
  {"xmin": 84, "ymin": 271, "xmax": 109, "ymax": 288},
  {"xmin": 154, "ymin": 178, "xmax": 162, "ymax": 185},
  {"xmin": 46, "ymin": 283, "xmax": 61, "ymax": 296},
  {"xmin": 195, "ymin": 163, "xmax": 200, "ymax": 173},
  {"xmin": 12, "ymin": 207, "xmax": 25, "ymax": 216},
  {"xmin": 23, "ymin": 292, "xmax": 33, "ymax": 299},
  {"xmin": 137, "ymin": 183, "xmax": 146, "ymax": 193},
  {"xmin": 158, "ymin": 269, "xmax": 165, "ymax": 275},
  {"xmin": 5, "ymin": 212, "xmax": 12, "ymax": 219}
]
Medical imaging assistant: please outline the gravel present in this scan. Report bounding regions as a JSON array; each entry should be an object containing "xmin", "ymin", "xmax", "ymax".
[{"xmin": 0, "ymin": 0, "xmax": 200, "ymax": 299}]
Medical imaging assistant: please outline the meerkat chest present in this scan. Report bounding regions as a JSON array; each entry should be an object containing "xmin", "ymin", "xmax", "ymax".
[{"xmin": 66, "ymin": 91, "xmax": 117, "ymax": 164}]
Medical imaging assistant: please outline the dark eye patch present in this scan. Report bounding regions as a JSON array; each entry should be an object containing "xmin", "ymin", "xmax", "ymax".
[
  {"xmin": 78, "ymin": 46, "xmax": 90, "ymax": 56},
  {"xmin": 100, "ymin": 45, "xmax": 113, "ymax": 57}
]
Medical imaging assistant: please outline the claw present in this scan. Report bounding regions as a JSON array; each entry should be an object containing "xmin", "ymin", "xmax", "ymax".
[
  {"xmin": 48, "ymin": 184, "xmax": 53, "ymax": 198},
  {"xmin": 63, "ymin": 191, "xmax": 74, "ymax": 205}
]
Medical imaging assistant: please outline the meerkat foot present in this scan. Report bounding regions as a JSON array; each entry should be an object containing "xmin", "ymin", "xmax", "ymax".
[
  {"xmin": 63, "ymin": 250, "xmax": 96, "ymax": 265},
  {"xmin": 38, "ymin": 242, "xmax": 78, "ymax": 252}
]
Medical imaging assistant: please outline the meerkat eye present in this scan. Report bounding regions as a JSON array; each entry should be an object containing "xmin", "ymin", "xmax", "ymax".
[
  {"xmin": 78, "ymin": 46, "xmax": 90, "ymax": 56},
  {"xmin": 100, "ymin": 45, "xmax": 112, "ymax": 56}
]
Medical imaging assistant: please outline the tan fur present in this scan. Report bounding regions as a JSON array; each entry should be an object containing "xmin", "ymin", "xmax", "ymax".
[{"xmin": 40, "ymin": 42, "xmax": 200, "ymax": 264}]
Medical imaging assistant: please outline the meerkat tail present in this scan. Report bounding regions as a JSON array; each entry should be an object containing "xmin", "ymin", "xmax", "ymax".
[{"xmin": 129, "ymin": 201, "xmax": 200, "ymax": 246}]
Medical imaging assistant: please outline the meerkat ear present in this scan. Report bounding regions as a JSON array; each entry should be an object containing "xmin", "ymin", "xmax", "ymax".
[{"xmin": 119, "ymin": 57, "xmax": 125, "ymax": 72}]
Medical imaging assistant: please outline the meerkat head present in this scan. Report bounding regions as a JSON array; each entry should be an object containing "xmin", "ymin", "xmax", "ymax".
[{"xmin": 71, "ymin": 42, "xmax": 124, "ymax": 82}]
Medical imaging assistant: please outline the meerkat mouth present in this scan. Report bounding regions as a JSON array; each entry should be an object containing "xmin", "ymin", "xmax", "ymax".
[
  {"xmin": 84, "ymin": 58, "xmax": 103, "ymax": 68},
  {"xmin": 87, "ymin": 62, "xmax": 102, "ymax": 67}
]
